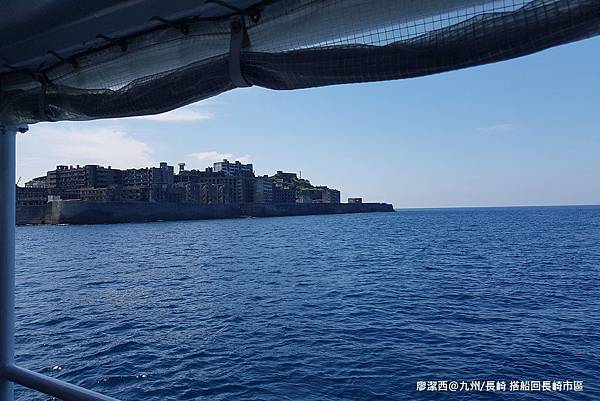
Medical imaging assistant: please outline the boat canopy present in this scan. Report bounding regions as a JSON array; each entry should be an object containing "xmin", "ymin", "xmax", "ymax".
[{"xmin": 1, "ymin": 0, "xmax": 599, "ymax": 124}]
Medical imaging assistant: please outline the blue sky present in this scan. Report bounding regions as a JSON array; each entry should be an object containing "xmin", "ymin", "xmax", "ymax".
[{"xmin": 17, "ymin": 36, "xmax": 600, "ymax": 208}]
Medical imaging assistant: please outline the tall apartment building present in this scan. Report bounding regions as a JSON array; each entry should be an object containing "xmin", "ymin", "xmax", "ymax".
[
  {"xmin": 18, "ymin": 159, "xmax": 343, "ymax": 206},
  {"xmin": 273, "ymin": 185, "xmax": 296, "ymax": 203},
  {"xmin": 320, "ymin": 187, "xmax": 340, "ymax": 203},
  {"xmin": 24, "ymin": 176, "xmax": 48, "ymax": 188},
  {"xmin": 201, "ymin": 182, "xmax": 232, "ymax": 204},
  {"xmin": 213, "ymin": 159, "xmax": 254, "ymax": 176},
  {"xmin": 16, "ymin": 186, "xmax": 48, "ymax": 206},
  {"xmin": 176, "ymin": 162, "xmax": 254, "ymax": 203},
  {"xmin": 254, "ymin": 176, "xmax": 274, "ymax": 203},
  {"xmin": 296, "ymin": 186, "xmax": 340, "ymax": 204},
  {"xmin": 121, "ymin": 162, "xmax": 174, "ymax": 187},
  {"xmin": 120, "ymin": 162, "xmax": 174, "ymax": 202},
  {"xmin": 273, "ymin": 171, "xmax": 297, "ymax": 182},
  {"xmin": 27, "ymin": 164, "xmax": 122, "ymax": 199},
  {"xmin": 174, "ymin": 181, "xmax": 202, "ymax": 203},
  {"xmin": 45, "ymin": 164, "xmax": 121, "ymax": 190}
]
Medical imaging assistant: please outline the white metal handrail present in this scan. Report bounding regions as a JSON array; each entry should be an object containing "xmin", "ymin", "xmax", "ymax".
[
  {"xmin": 1, "ymin": 365, "xmax": 120, "ymax": 401},
  {"xmin": 0, "ymin": 125, "xmax": 122, "ymax": 401}
]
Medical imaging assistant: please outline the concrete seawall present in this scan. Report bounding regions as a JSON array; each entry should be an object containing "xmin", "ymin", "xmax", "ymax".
[{"xmin": 17, "ymin": 201, "xmax": 394, "ymax": 225}]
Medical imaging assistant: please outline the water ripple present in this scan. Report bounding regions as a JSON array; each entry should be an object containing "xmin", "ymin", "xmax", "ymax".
[{"xmin": 14, "ymin": 206, "xmax": 600, "ymax": 400}]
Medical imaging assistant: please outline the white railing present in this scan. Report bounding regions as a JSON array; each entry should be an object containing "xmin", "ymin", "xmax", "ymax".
[
  {"xmin": 1, "ymin": 365, "xmax": 120, "ymax": 401},
  {"xmin": 0, "ymin": 125, "xmax": 122, "ymax": 401}
]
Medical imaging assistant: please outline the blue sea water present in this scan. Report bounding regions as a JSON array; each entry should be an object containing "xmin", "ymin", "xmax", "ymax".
[{"xmin": 14, "ymin": 206, "xmax": 600, "ymax": 400}]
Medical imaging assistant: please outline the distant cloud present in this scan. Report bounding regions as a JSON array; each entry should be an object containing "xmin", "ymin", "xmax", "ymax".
[
  {"xmin": 187, "ymin": 151, "xmax": 252, "ymax": 168},
  {"xmin": 129, "ymin": 104, "xmax": 214, "ymax": 122},
  {"xmin": 17, "ymin": 123, "xmax": 154, "ymax": 181},
  {"xmin": 478, "ymin": 123, "xmax": 521, "ymax": 133},
  {"xmin": 237, "ymin": 154, "xmax": 252, "ymax": 164}
]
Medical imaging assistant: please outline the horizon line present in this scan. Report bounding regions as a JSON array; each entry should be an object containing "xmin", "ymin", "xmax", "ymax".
[{"xmin": 395, "ymin": 203, "xmax": 600, "ymax": 210}]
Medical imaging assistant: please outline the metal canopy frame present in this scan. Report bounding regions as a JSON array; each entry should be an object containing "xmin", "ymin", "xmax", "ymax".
[
  {"xmin": 1, "ymin": 1, "xmax": 598, "ymax": 399},
  {"xmin": 0, "ymin": 125, "xmax": 121, "ymax": 401}
]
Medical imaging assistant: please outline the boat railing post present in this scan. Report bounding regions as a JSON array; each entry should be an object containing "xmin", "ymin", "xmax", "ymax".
[
  {"xmin": 0, "ymin": 124, "xmax": 18, "ymax": 401},
  {"xmin": 0, "ymin": 124, "xmax": 27, "ymax": 401},
  {"xmin": 0, "ymin": 124, "xmax": 124, "ymax": 401}
]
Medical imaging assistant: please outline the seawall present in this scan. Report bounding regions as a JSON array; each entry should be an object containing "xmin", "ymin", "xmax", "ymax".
[{"xmin": 17, "ymin": 201, "xmax": 394, "ymax": 225}]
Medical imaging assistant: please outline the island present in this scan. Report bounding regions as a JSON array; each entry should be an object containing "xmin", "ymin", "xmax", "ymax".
[{"xmin": 17, "ymin": 160, "xmax": 394, "ymax": 225}]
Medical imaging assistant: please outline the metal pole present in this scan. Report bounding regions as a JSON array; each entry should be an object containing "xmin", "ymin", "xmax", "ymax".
[
  {"xmin": 0, "ymin": 125, "xmax": 17, "ymax": 401},
  {"xmin": 0, "ymin": 125, "xmax": 122, "ymax": 401},
  {"xmin": 4, "ymin": 365, "xmax": 122, "ymax": 401}
]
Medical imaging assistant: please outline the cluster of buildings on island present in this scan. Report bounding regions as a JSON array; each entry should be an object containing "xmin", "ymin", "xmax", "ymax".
[{"xmin": 17, "ymin": 160, "xmax": 363, "ymax": 207}]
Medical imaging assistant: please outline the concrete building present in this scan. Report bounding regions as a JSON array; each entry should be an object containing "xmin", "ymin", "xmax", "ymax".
[
  {"xmin": 16, "ymin": 186, "xmax": 47, "ymax": 206},
  {"xmin": 213, "ymin": 159, "xmax": 253, "ymax": 176},
  {"xmin": 121, "ymin": 162, "xmax": 174, "ymax": 187},
  {"xmin": 21, "ymin": 165, "xmax": 121, "ymax": 199},
  {"xmin": 24, "ymin": 176, "xmax": 48, "ymax": 188},
  {"xmin": 79, "ymin": 186, "xmax": 156, "ymax": 202},
  {"xmin": 176, "ymin": 168, "xmax": 233, "ymax": 203},
  {"xmin": 46, "ymin": 164, "xmax": 121, "ymax": 191},
  {"xmin": 174, "ymin": 181, "xmax": 202, "ymax": 203},
  {"xmin": 273, "ymin": 171, "xmax": 297, "ymax": 181},
  {"xmin": 116, "ymin": 186, "xmax": 150, "ymax": 202},
  {"xmin": 175, "ymin": 167, "xmax": 212, "ymax": 184},
  {"xmin": 25, "ymin": 164, "xmax": 121, "ymax": 200},
  {"xmin": 79, "ymin": 187, "xmax": 117, "ymax": 202},
  {"xmin": 18, "ymin": 160, "xmax": 342, "ymax": 207},
  {"xmin": 273, "ymin": 185, "xmax": 296, "ymax": 203},
  {"xmin": 176, "ymin": 163, "xmax": 254, "ymax": 203},
  {"xmin": 296, "ymin": 193, "xmax": 312, "ymax": 203},
  {"xmin": 30, "ymin": 162, "xmax": 176, "ymax": 203},
  {"xmin": 233, "ymin": 175, "xmax": 254, "ymax": 203},
  {"xmin": 254, "ymin": 176, "xmax": 274, "ymax": 203},
  {"xmin": 121, "ymin": 162, "xmax": 174, "ymax": 202},
  {"xmin": 173, "ymin": 181, "xmax": 231, "ymax": 204},
  {"xmin": 295, "ymin": 186, "xmax": 340, "ymax": 204},
  {"xmin": 321, "ymin": 187, "xmax": 341, "ymax": 204},
  {"xmin": 201, "ymin": 183, "xmax": 231, "ymax": 204}
]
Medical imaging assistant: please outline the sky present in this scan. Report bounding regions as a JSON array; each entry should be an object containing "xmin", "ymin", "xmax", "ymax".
[{"xmin": 16, "ymin": 36, "xmax": 600, "ymax": 209}]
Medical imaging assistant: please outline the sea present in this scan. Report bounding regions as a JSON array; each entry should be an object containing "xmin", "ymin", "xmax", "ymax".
[{"xmin": 14, "ymin": 206, "xmax": 600, "ymax": 400}]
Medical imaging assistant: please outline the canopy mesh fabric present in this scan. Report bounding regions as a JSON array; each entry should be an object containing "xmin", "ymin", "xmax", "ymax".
[{"xmin": 1, "ymin": 0, "xmax": 599, "ymax": 124}]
